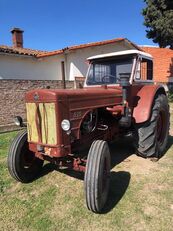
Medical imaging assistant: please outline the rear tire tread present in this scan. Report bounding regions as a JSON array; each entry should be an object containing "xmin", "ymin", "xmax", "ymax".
[{"xmin": 134, "ymin": 94, "xmax": 170, "ymax": 158}]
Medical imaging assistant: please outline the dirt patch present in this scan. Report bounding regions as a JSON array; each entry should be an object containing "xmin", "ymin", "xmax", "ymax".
[
  {"xmin": 142, "ymin": 182, "xmax": 169, "ymax": 193},
  {"xmin": 6, "ymin": 182, "xmax": 21, "ymax": 194},
  {"xmin": 117, "ymin": 154, "xmax": 157, "ymax": 176}
]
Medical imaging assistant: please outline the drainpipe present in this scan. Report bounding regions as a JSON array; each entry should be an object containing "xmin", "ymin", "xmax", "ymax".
[
  {"xmin": 61, "ymin": 61, "xmax": 66, "ymax": 89},
  {"xmin": 61, "ymin": 48, "xmax": 68, "ymax": 89}
]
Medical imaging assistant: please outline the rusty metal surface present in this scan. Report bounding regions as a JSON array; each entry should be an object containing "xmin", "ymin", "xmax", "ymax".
[
  {"xmin": 132, "ymin": 85, "xmax": 166, "ymax": 123},
  {"xmin": 25, "ymin": 87, "xmax": 122, "ymax": 158},
  {"xmin": 25, "ymin": 87, "xmax": 122, "ymax": 102},
  {"xmin": 25, "ymin": 84, "xmax": 166, "ymax": 159}
]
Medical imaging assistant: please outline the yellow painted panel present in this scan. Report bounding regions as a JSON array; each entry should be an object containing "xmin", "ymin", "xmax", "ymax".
[
  {"xmin": 39, "ymin": 103, "xmax": 57, "ymax": 145},
  {"xmin": 26, "ymin": 103, "xmax": 38, "ymax": 142},
  {"xmin": 26, "ymin": 103, "xmax": 57, "ymax": 145}
]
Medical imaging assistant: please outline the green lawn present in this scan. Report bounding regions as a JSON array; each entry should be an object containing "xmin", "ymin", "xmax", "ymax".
[{"xmin": 0, "ymin": 105, "xmax": 173, "ymax": 231}]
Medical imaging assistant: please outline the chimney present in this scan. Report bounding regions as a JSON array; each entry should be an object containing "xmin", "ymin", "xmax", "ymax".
[{"xmin": 11, "ymin": 28, "xmax": 24, "ymax": 48}]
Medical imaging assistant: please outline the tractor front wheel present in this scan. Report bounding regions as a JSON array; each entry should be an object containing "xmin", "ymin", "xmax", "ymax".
[
  {"xmin": 8, "ymin": 130, "xmax": 44, "ymax": 183},
  {"xmin": 84, "ymin": 140, "xmax": 111, "ymax": 213},
  {"xmin": 134, "ymin": 94, "xmax": 170, "ymax": 158}
]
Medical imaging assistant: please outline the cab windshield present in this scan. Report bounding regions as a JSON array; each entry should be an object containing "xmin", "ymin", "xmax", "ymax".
[{"xmin": 86, "ymin": 58, "xmax": 133, "ymax": 85}]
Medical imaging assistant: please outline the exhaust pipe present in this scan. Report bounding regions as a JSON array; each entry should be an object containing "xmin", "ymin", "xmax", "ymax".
[{"xmin": 118, "ymin": 73, "xmax": 131, "ymax": 127}]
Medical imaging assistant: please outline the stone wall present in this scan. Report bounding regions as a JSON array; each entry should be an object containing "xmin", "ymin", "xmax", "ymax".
[{"xmin": 0, "ymin": 80, "xmax": 74, "ymax": 132}]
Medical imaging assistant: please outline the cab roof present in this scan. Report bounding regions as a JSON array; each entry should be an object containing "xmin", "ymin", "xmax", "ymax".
[{"xmin": 87, "ymin": 49, "xmax": 153, "ymax": 61}]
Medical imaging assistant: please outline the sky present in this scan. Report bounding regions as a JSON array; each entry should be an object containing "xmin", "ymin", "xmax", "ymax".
[{"xmin": 0, "ymin": 0, "xmax": 156, "ymax": 51}]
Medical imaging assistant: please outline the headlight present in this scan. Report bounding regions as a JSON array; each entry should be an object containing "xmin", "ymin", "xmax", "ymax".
[
  {"xmin": 14, "ymin": 116, "xmax": 23, "ymax": 127},
  {"xmin": 61, "ymin": 119, "xmax": 70, "ymax": 131}
]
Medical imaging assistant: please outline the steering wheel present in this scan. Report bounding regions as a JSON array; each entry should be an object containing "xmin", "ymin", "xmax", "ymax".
[{"xmin": 102, "ymin": 74, "xmax": 116, "ymax": 83}]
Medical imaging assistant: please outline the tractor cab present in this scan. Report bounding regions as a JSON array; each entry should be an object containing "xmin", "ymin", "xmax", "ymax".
[{"xmin": 85, "ymin": 50, "xmax": 153, "ymax": 87}]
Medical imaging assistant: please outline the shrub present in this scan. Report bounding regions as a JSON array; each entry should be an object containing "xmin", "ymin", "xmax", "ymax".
[{"xmin": 168, "ymin": 89, "xmax": 173, "ymax": 102}]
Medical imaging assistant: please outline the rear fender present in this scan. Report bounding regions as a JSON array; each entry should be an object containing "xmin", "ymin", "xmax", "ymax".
[{"xmin": 132, "ymin": 85, "xmax": 166, "ymax": 124}]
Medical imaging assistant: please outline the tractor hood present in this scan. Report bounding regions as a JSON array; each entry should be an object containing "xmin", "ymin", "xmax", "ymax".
[{"xmin": 25, "ymin": 87, "xmax": 122, "ymax": 103}]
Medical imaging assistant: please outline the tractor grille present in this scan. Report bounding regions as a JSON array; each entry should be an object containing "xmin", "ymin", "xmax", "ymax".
[{"xmin": 26, "ymin": 103, "xmax": 57, "ymax": 145}]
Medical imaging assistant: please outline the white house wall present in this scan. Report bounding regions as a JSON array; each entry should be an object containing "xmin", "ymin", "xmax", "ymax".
[
  {"xmin": 0, "ymin": 54, "xmax": 64, "ymax": 80},
  {"xmin": 66, "ymin": 42, "xmax": 134, "ymax": 81}
]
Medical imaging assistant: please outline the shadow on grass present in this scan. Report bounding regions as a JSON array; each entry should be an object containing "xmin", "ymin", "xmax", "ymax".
[
  {"xmin": 35, "ymin": 138, "xmax": 132, "ymax": 214},
  {"xmin": 159, "ymin": 135, "xmax": 173, "ymax": 159},
  {"xmin": 36, "ymin": 137, "xmax": 134, "ymax": 182},
  {"xmin": 109, "ymin": 137, "xmax": 134, "ymax": 168},
  {"xmin": 38, "ymin": 137, "xmax": 134, "ymax": 182},
  {"xmin": 38, "ymin": 162, "xmax": 56, "ymax": 178},
  {"xmin": 102, "ymin": 171, "xmax": 131, "ymax": 214},
  {"xmin": 37, "ymin": 134, "xmax": 172, "ymax": 182},
  {"xmin": 19, "ymin": 131, "xmax": 173, "ymax": 183},
  {"xmin": 52, "ymin": 168, "xmax": 131, "ymax": 214},
  {"xmin": 36, "ymin": 165, "xmax": 130, "ymax": 213},
  {"xmin": 59, "ymin": 168, "xmax": 84, "ymax": 181}
]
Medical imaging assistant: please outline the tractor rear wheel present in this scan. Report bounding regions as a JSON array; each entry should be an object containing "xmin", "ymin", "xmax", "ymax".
[
  {"xmin": 134, "ymin": 94, "xmax": 169, "ymax": 158},
  {"xmin": 84, "ymin": 140, "xmax": 111, "ymax": 213},
  {"xmin": 8, "ymin": 130, "xmax": 44, "ymax": 183}
]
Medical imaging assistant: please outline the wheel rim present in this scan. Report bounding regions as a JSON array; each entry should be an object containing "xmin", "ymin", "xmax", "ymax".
[{"xmin": 157, "ymin": 110, "xmax": 167, "ymax": 146}]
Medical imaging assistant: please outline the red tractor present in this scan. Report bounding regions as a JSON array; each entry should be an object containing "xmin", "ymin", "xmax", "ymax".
[{"xmin": 8, "ymin": 50, "xmax": 170, "ymax": 213}]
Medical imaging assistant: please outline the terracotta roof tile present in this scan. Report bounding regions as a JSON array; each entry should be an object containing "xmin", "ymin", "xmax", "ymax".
[
  {"xmin": 37, "ymin": 49, "xmax": 63, "ymax": 58},
  {"xmin": 0, "ymin": 45, "xmax": 47, "ymax": 56},
  {"xmin": 37, "ymin": 38, "xmax": 142, "ymax": 58},
  {"xmin": 0, "ymin": 38, "xmax": 141, "ymax": 58},
  {"xmin": 68, "ymin": 38, "xmax": 125, "ymax": 51},
  {"xmin": 69, "ymin": 38, "xmax": 141, "ymax": 51}
]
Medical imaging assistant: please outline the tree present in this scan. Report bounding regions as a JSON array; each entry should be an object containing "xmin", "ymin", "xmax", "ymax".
[{"xmin": 142, "ymin": 0, "xmax": 173, "ymax": 49}]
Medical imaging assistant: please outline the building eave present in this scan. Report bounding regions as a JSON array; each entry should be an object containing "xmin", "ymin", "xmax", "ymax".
[
  {"xmin": 37, "ymin": 38, "xmax": 142, "ymax": 58},
  {"xmin": 0, "ymin": 52, "xmax": 36, "ymax": 58}
]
